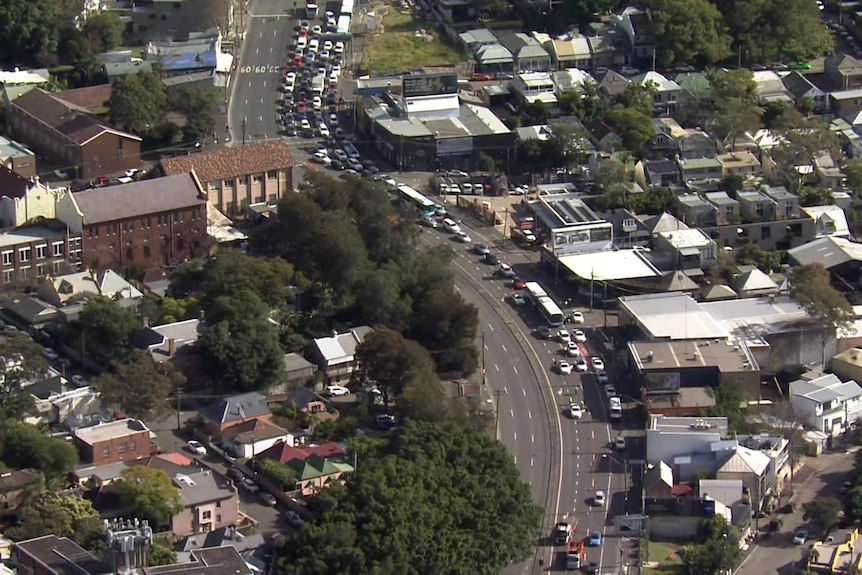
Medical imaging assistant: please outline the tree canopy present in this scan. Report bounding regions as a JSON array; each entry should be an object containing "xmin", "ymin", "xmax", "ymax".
[
  {"xmin": 354, "ymin": 328, "xmax": 437, "ymax": 406},
  {"xmin": 682, "ymin": 516, "xmax": 742, "ymax": 575},
  {"xmin": 272, "ymin": 420, "xmax": 542, "ymax": 575},
  {"xmin": 65, "ymin": 297, "xmax": 141, "ymax": 367},
  {"xmin": 651, "ymin": 0, "xmax": 732, "ymax": 67},
  {"xmin": 94, "ymin": 350, "xmax": 185, "ymax": 420},
  {"xmin": 8, "ymin": 493, "xmax": 103, "ymax": 552},
  {"xmin": 0, "ymin": 421, "xmax": 78, "ymax": 482},
  {"xmin": 0, "ymin": 332, "xmax": 49, "ymax": 419},
  {"xmin": 115, "ymin": 467, "xmax": 183, "ymax": 530},
  {"xmin": 803, "ymin": 496, "xmax": 842, "ymax": 535},
  {"xmin": 790, "ymin": 264, "xmax": 856, "ymax": 341},
  {"xmin": 606, "ymin": 108, "xmax": 656, "ymax": 154},
  {"xmin": 108, "ymin": 70, "xmax": 169, "ymax": 139}
]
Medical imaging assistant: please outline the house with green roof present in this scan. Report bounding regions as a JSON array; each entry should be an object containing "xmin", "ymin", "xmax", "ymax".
[
  {"xmin": 287, "ymin": 454, "xmax": 354, "ymax": 496},
  {"xmin": 675, "ymin": 72, "xmax": 712, "ymax": 102}
]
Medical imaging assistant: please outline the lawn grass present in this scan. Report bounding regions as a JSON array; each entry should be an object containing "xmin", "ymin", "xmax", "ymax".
[
  {"xmin": 361, "ymin": 4, "xmax": 467, "ymax": 75},
  {"xmin": 642, "ymin": 541, "xmax": 686, "ymax": 575}
]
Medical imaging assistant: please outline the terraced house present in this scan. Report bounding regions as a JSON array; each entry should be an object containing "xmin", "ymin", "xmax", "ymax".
[{"xmin": 158, "ymin": 141, "xmax": 295, "ymax": 216}]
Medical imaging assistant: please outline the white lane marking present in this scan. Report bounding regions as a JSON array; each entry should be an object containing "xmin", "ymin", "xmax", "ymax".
[
  {"xmin": 487, "ymin": 323, "xmax": 495, "ymax": 332},
  {"xmin": 454, "ymin": 285, "xmax": 461, "ymax": 292},
  {"xmin": 484, "ymin": 342, "xmax": 488, "ymax": 350},
  {"xmin": 503, "ymin": 386, "xmax": 508, "ymax": 394},
  {"xmin": 494, "ymin": 364, "xmax": 500, "ymax": 372},
  {"xmin": 510, "ymin": 409, "xmax": 514, "ymax": 418},
  {"xmin": 531, "ymin": 434, "xmax": 535, "ymax": 443},
  {"xmin": 521, "ymin": 388, "xmax": 527, "ymax": 396},
  {"xmin": 263, "ymin": 80, "xmax": 267, "ymax": 87},
  {"xmin": 513, "ymin": 365, "xmax": 518, "ymax": 374},
  {"xmin": 514, "ymin": 432, "xmax": 517, "ymax": 441},
  {"xmin": 528, "ymin": 411, "xmax": 532, "ymax": 419},
  {"xmin": 514, "ymin": 456, "xmax": 517, "ymax": 464},
  {"xmin": 501, "ymin": 344, "xmax": 507, "ymax": 353},
  {"xmin": 256, "ymin": 48, "xmax": 260, "ymax": 54},
  {"xmin": 531, "ymin": 457, "xmax": 534, "ymax": 467}
]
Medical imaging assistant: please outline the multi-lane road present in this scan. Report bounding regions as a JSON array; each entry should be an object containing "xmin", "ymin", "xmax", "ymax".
[
  {"xmin": 419, "ymin": 209, "xmax": 630, "ymax": 573},
  {"xmin": 228, "ymin": 0, "xmax": 293, "ymax": 144}
]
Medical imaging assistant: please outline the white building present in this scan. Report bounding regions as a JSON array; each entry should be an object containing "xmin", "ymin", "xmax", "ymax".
[
  {"xmin": 646, "ymin": 414, "xmax": 729, "ymax": 466},
  {"xmin": 310, "ymin": 326, "xmax": 373, "ymax": 383},
  {"xmin": 509, "ymin": 72, "xmax": 558, "ymax": 106},
  {"xmin": 791, "ymin": 373, "xmax": 862, "ymax": 436}
]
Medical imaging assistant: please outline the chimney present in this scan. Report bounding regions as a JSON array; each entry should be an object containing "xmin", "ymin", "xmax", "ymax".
[
  {"xmin": 142, "ymin": 316, "xmax": 149, "ymax": 328},
  {"xmin": 168, "ymin": 338, "xmax": 176, "ymax": 357}
]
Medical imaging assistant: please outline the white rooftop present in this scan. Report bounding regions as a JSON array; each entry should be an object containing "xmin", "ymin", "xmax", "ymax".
[
  {"xmin": 634, "ymin": 71, "xmax": 680, "ymax": 92},
  {"xmin": 0, "ymin": 69, "xmax": 50, "ymax": 85},
  {"xmin": 618, "ymin": 292, "xmax": 730, "ymax": 340},
  {"xmin": 700, "ymin": 295, "xmax": 809, "ymax": 339},
  {"xmin": 557, "ymin": 249, "xmax": 661, "ymax": 281},
  {"xmin": 658, "ymin": 228, "xmax": 713, "ymax": 249}
]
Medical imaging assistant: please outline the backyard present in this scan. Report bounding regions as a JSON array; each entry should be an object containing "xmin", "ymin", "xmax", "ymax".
[
  {"xmin": 361, "ymin": 3, "xmax": 467, "ymax": 75},
  {"xmin": 642, "ymin": 540, "xmax": 685, "ymax": 575}
]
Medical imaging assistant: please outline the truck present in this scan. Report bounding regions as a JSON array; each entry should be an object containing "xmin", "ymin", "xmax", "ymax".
[
  {"xmin": 555, "ymin": 519, "xmax": 578, "ymax": 545},
  {"xmin": 566, "ymin": 540, "xmax": 585, "ymax": 570},
  {"xmin": 312, "ymin": 74, "xmax": 326, "ymax": 96}
]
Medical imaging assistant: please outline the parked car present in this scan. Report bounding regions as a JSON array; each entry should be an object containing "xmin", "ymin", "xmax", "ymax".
[
  {"xmin": 260, "ymin": 492, "xmax": 277, "ymax": 506},
  {"xmin": 793, "ymin": 530, "xmax": 808, "ymax": 545},
  {"xmin": 241, "ymin": 477, "xmax": 260, "ymax": 493},
  {"xmin": 558, "ymin": 361, "xmax": 574, "ymax": 375},
  {"xmin": 575, "ymin": 358, "xmax": 588, "ymax": 372},
  {"xmin": 187, "ymin": 440, "xmax": 207, "ymax": 455},
  {"xmin": 71, "ymin": 375, "xmax": 88, "ymax": 386},
  {"xmin": 570, "ymin": 311, "xmax": 584, "ymax": 324},
  {"xmin": 326, "ymin": 385, "xmax": 350, "ymax": 396},
  {"xmin": 284, "ymin": 510, "xmax": 304, "ymax": 528},
  {"xmin": 591, "ymin": 357, "xmax": 605, "ymax": 371},
  {"xmin": 41, "ymin": 347, "xmax": 59, "ymax": 360},
  {"xmin": 511, "ymin": 293, "xmax": 527, "ymax": 306}
]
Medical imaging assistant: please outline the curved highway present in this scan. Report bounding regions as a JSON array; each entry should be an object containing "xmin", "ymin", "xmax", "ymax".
[{"xmin": 419, "ymin": 208, "xmax": 628, "ymax": 574}]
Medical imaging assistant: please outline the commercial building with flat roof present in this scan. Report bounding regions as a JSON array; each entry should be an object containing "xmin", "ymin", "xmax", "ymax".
[
  {"xmin": 618, "ymin": 292, "xmax": 729, "ymax": 341},
  {"xmin": 527, "ymin": 192, "xmax": 613, "ymax": 256}
]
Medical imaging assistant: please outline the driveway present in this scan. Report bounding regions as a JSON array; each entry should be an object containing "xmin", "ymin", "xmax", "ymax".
[{"xmin": 737, "ymin": 450, "xmax": 858, "ymax": 575}]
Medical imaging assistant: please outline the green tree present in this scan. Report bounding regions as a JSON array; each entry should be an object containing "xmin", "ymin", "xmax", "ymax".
[
  {"xmin": 0, "ymin": 421, "xmax": 78, "ymax": 482},
  {"xmin": 115, "ymin": 467, "xmax": 183, "ymax": 530},
  {"xmin": 737, "ymin": 243, "xmax": 783, "ymax": 273},
  {"xmin": 409, "ymin": 287, "xmax": 479, "ymax": 375},
  {"xmin": 199, "ymin": 319, "xmax": 284, "ymax": 392},
  {"xmin": 682, "ymin": 516, "xmax": 742, "ymax": 575},
  {"xmin": 521, "ymin": 100, "xmax": 550, "ymax": 126},
  {"xmin": 257, "ymin": 458, "xmax": 297, "ymax": 491},
  {"xmin": 844, "ymin": 158, "xmax": 862, "ymax": 193},
  {"xmin": 706, "ymin": 384, "xmax": 748, "ymax": 433},
  {"xmin": 67, "ymin": 297, "xmax": 140, "ymax": 366},
  {"xmin": 354, "ymin": 328, "xmax": 438, "ymax": 405},
  {"xmin": 711, "ymin": 98, "xmax": 762, "ymax": 151},
  {"xmin": 651, "ymin": 0, "xmax": 732, "ymax": 67},
  {"xmin": 790, "ymin": 263, "xmax": 857, "ymax": 363},
  {"xmin": 596, "ymin": 157, "xmax": 627, "ymax": 195},
  {"xmin": 605, "ymin": 108, "xmax": 655, "ymax": 154},
  {"xmin": 846, "ymin": 485, "xmax": 862, "ymax": 522},
  {"xmin": 798, "ymin": 187, "xmax": 834, "ymax": 207},
  {"xmin": 8, "ymin": 493, "xmax": 102, "ymax": 547},
  {"xmin": 803, "ymin": 496, "xmax": 842, "ymax": 535},
  {"xmin": 707, "ymin": 69, "xmax": 759, "ymax": 103},
  {"xmin": 149, "ymin": 541, "xmax": 177, "ymax": 566},
  {"xmin": 81, "ymin": 11, "xmax": 125, "ymax": 53},
  {"xmin": 547, "ymin": 124, "xmax": 590, "ymax": 171},
  {"xmin": 771, "ymin": 116, "xmax": 839, "ymax": 191},
  {"xmin": 160, "ymin": 295, "xmax": 201, "ymax": 323},
  {"xmin": 0, "ymin": 0, "xmax": 61, "ymax": 66},
  {"xmin": 627, "ymin": 186, "xmax": 676, "ymax": 215},
  {"xmin": 0, "ymin": 332, "xmax": 49, "ymax": 419},
  {"xmin": 108, "ymin": 70, "xmax": 169, "ymax": 139},
  {"xmin": 614, "ymin": 83, "xmax": 656, "ymax": 117},
  {"xmin": 94, "ymin": 350, "xmax": 185, "ymax": 420},
  {"xmin": 174, "ymin": 87, "xmax": 218, "ymax": 142},
  {"xmin": 271, "ymin": 420, "xmax": 542, "ymax": 575}
]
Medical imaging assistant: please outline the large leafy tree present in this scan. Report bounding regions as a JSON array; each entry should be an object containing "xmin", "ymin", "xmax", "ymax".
[
  {"xmin": 803, "ymin": 497, "xmax": 842, "ymax": 535},
  {"xmin": 0, "ymin": 421, "xmax": 78, "ymax": 482},
  {"xmin": 651, "ymin": 0, "xmax": 732, "ymax": 67},
  {"xmin": 354, "ymin": 328, "xmax": 437, "ymax": 405},
  {"xmin": 790, "ymin": 263, "xmax": 856, "ymax": 363},
  {"xmin": 272, "ymin": 421, "xmax": 542, "ymax": 575},
  {"xmin": 81, "ymin": 11, "xmax": 125, "ymax": 54},
  {"xmin": 199, "ymin": 319, "xmax": 285, "ymax": 392},
  {"xmin": 0, "ymin": 0, "xmax": 61, "ymax": 65},
  {"xmin": 0, "ymin": 332, "xmax": 49, "ymax": 419},
  {"xmin": 605, "ymin": 108, "xmax": 656, "ymax": 155},
  {"xmin": 115, "ymin": 467, "xmax": 183, "ymax": 530},
  {"xmin": 109, "ymin": 70, "xmax": 169, "ymax": 139},
  {"xmin": 66, "ymin": 297, "xmax": 141, "ymax": 367},
  {"xmin": 682, "ymin": 516, "xmax": 742, "ymax": 575},
  {"xmin": 8, "ymin": 493, "xmax": 103, "ymax": 551},
  {"xmin": 174, "ymin": 87, "xmax": 218, "ymax": 142},
  {"xmin": 94, "ymin": 350, "xmax": 185, "ymax": 420}
]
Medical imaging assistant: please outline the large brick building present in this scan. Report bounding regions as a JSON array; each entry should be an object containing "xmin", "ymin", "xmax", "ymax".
[
  {"xmin": 10, "ymin": 88, "xmax": 140, "ymax": 180},
  {"xmin": 158, "ymin": 141, "xmax": 295, "ymax": 216},
  {"xmin": 74, "ymin": 419, "xmax": 156, "ymax": 466},
  {"xmin": 56, "ymin": 173, "xmax": 208, "ymax": 272}
]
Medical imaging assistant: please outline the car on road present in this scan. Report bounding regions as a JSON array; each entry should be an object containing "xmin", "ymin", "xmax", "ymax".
[
  {"xmin": 570, "ymin": 404, "xmax": 582, "ymax": 419},
  {"xmin": 563, "ymin": 345, "xmax": 580, "ymax": 358},
  {"xmin": 241, "ymin": 477, "xmax": 259, "ymax": 493},
  {"xmin": 570, "ymin": 311, "xmax": 584, "ymax": 324},
  {"xmin": 575, "ymin": 358, "xmax": 588, "ymax": 372},
  {"xmin": 71, "ymin": 375, "xmax": 88, "ymax": 386},
  {"xmin": 420, "ymin": 215, "xmax": 438, "ymax": 228},
  {"xmin": 511, "ymin": 277, "xmax": 527, "ymax": 289},
  {"xmin": 484, "ymin": 253, "xmax": 500, "ymax": 265},
  {"xmin": 793, "ymin": 530, "xmax": 808, "ymax": 545},
  {"xmin": 326, "ymin": 385, "xmax": 350, "ymax": 396},
  {"xmin": 454, "ymin": 230, "xmax": 472, "ymax": 243},
  {"xmin": 319, "ymin": 124, "xmax": 331, "ymax": 137},
  {"xmin": 558, "ymin": 361, "xmax": 574, "ymax": 375},
  {"xmin": 260, "ymin": 492, "xmax": 277, "ymax": 506},
  {"xmin": 558, "ymin": 330, "xmax": 572, "ymax": 344},
  {"xmin": 604, "ymin": 384, "xmax": 617, "ymax": 397},
  {"xmin": 227, "ymin": 467, "xmax": 244, "ymax": 481},
  {"xmin": 498, "ymin": 263, "xmax": 516, "ymax": 277},
  {"xmin": 511, "ymin": 293, "xmax": 527, "ymax": 306},
  {"xmin": 448, "ymin": 169, "xmax": 469, "ymax": 178},
  {"xmin": 41, "ymin": 347, "xmax": 59, "ymax": 360},
  {"xmin": 555, "ymin": 522, "xmax": 571, "ymax": 544},
  {"xmin": 187, "ymin": 440, "xmax": 207, "ymax": 455},
  {"xmin": 573, "ymin": 330, "xmax": 587, "ymax": 343},
  {"xmin": 284, "ymin": 510, "xmax": 304, "ymax": 528},
  {"xmin": 593, "ymin": 490, "xmax": 605, "ymax": 506},
  {"xmin": 585, "ymin": 562, "xmax": 599, "ymax": 574},
  {"xmin": 536, "ymin": 325, "xmax": 552, "ymax": 339},
  {"xmin": 376, "ymin": 413, "xmax": 397, "ymax": 430},
  {"xmin": 443, "ymin": 218, "xmax": 462, "ymax": 233},
  {"xmin": 588, "ymin": 531, "xmax": 602, "ymax": 546},
  {"xmin": 597, "ymin": 371, "xmax": 609, "ymax": 384},
  {"xmin": 474, "ymin": 243, "xmax": 491, "ymax": 255},
  {"xmin": 591, "ymin": 357, "xmax": 605, "ymax": 371},
  {"xmin": 614, "ymin": 436, "xmax": 626, "ymax": 450}
]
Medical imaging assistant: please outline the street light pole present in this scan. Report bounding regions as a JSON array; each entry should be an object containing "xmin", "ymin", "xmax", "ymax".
[{"xmin": 481, "ymin": 330, "xmax": 486, "ymax": 386}]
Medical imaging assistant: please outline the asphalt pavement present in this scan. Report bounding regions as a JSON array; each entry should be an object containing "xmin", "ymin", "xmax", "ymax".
[
  {"xmin": 227, "ymin": 0, "xmax": 293, "ymax": 144},
  {"xmin": 418, "ymin": 205, "xmax": 630, "ymax": 574}
]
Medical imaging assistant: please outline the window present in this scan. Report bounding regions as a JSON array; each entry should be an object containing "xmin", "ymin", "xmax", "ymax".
[
  {"xmin": 2, "ymin": 270, "xmax": 12, "ymax": 284},
  {"xmin": 216, "ymin": 514, "xmax": 222, "ymax": 523},
  {"xmin": 126, "ymin": 247, "xmax": 133, "ymax": 261},
  {"xmin": 268, "ymin": 194, "xmax": 277, "ymax": 204},
  {"xmin": 216, "ymin": 501, "xmax": 221, "ymax": 508},
  {"xmin": 35, "ymin": 245, "xmax": 47, "ymax": 259},
  {"xmin": 267, "ymin": 171, "xmax": 278, "ymax": 179},
  {"xmin": 202, "ymin": 510, "xmax": 212, "ymax": 520},
  {"xmin": 52, "ymin": 242, "xmax": 63, "ymax": 257},
  {"xmin": 18, "ymin": 267, "xmax": 29, "ymax": 281},
  {"xmin": 224, "ymin": 179, "xmax": 234, "ymax": 188},
  {"xmin": 129, "ymin": 440, "xmax": 136, "ymax": 451},
  {"xmin": 118, "ymin": 442, "xmax": 127, "ymax": 453},
  {"xmin": 19, "ymin": 248, "xmax": 30, "ymax": 263},
  {"xmin": 2, "ymin": 251, "xmax": 11, "ymax": 266},
  {"xmin": 253, "ymin": 173, "xmax": 264, "ymax": 183},
  {"xmin": 238, "ymin": 175, "xmax": 248, "ymax": 185},
  {"xmin": 143, "ymin": 245, "xmax": 151, "ymax": 258},
  {"xmin": 36, "ymin": 264, "xmax": 47, "ymax": 277},
  {"xmin": 761, "ymin": 226, "xmax": 771, "ymax": 240},
  {"xmin": 52, "ymin": 261, "xmax": 62, "ymax": 274},
  {"xmin": 102, "ymin": 446, "xmax": 110, "ymax": 458}
]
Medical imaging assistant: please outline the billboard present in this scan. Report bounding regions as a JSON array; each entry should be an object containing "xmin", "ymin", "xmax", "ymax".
[
  {"xmin": 552, "ymin": 226, "xmax": 613, "ymax": 248},
  {"xmin": 436, "ymin": 137, "xmax": 473, "ymax": 157},
  {"xmin": 403, "ymin": 73, "xmax": 458, "ymax": 98}
]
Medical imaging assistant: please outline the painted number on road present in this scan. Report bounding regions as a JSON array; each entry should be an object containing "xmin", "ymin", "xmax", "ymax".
[{"xmin": 240, "ymin": 65, "xmax": 280, "ymax": 74}]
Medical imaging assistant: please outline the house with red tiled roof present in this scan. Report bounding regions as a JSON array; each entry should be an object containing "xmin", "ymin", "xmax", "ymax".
[
  {"xmin": 157, "ymin": 141, "xmax": 295, "ymax": 216},
  {"xmin": 257, "ymin": 440, "xmax": 346, "ymax": 464},
  {"xmin": 51, "ymin": 85, "xmax": 112, "ymax": 116},
  {"xmin": 10, "ymin": 88, "xmax": 140, "ymax": 179}
]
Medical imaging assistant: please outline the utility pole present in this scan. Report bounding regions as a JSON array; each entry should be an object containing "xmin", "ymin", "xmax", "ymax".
[
  {"xmin": 175, "ymin": 388, "xmax": 183, "ymax": 431},
  {"xmin": 481, "ymin": 330, "xmax": 486, "ymax": 386}
]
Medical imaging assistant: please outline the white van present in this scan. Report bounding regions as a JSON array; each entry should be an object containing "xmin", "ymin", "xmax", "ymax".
[{"xmin": 443, "ymin": 218, "xmax": 461, "ymax": 234}]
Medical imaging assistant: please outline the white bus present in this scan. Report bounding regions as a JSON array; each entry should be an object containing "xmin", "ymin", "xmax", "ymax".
[
  {"xmin": 538, "ymin": 296, "xmax": 564, "ymax": 327},
  {"xmin": 609, "ymin": 397, "xmax": 622, "ymax": 420},
  {"xmin": 396, "ymin": 184, "xmax": 436, "ymax": 216},
  {"xmin": 524, "ymin": 282, "xmax": 548, "ymax": 305}
]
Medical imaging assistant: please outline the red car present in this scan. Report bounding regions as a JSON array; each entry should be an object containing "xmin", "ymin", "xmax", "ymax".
[
  {"xmin": 511, "ymin": 277, "xmax": 526, "ymax": 290},
  {"xmin": 471, "ymin": 73, "xmax": 492, "ymax": 81},
  {"xmin": 296, "ymin": 101, "xmax": 306, "ymax": 112}
]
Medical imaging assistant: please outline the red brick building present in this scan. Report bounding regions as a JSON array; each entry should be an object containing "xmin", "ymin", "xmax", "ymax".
[
  {"xmin": 57, "ymin": 173, "xmax": 208, "ymax": 271},
  {"xmin": 10, "ymin": 87, "xmax": 140, "ymax": 179},
  {"xmin": 73, "ymin": 418, "xmax": 156, "ymax": 466}
]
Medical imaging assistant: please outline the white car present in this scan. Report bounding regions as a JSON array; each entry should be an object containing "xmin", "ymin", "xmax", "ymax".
[
  {"xmin": 327, "ymin": 17, "xmax": 338, "ymax": 29},
  {"xmin": 573, "ymin": 330, "xmax": 587, "ymax": 343},
  {"xmin": 615, "ymin": 436, "xmax": 626, "ymax": 450},
  {"xmin": 455, "ymin": 230, "xmax": 472, "ymax": 243},
  {"xmin": 323, "ymin": 40, "xmax": 333, "ymax": 51},
  {"xmin": 326, "ymin": 385, "xmax": 350, "ymax": 396},
  {"xmin": 124, "ymin": 168, "xmax": 139, "ymax": 179},
  {"xmin": 41, "ymin": 348, "xmax": 59, "ymax": 361},
  {"xmin": 558, "ymin": 361, "xmax": 573, "ymax": 375},
  {"xmin": 575, "ymin": 358, "xmax": 588, "ymax": 372},
  {"xmin": 300, "ymin": 118, "xmax": 311, "ymax": 130},
  {"xmin": 511, "ymin": 293, "xmax": 527, "ymax": 306},
  {"xmin": 285, "ymin": 71, "xmax": 297, "ymax": 83},
  {"xmin": 71, "ymin": 374, "xmax": 88, "ymax": 386},
  {"xmin": 312, "ymin": 24, "xmax": 322, "ymax": 34},
  {"xmin": 319, "ymin": 124, "xmax": 331, "ymax": 137},
  {"xmin": 571, "ymin": 311, "xmax": 584, "ymax": 324},
  {"xmin": 312, "ymin": 151, "xmax": 329, "ymax": 164},
  {"xmin": 461, "ymin": 182, "xmax": 473, "ymax": 194},
  {"xmin": 187, "ymin": 440, "xmax": 207, "ymax": 455},
  {"xmin": 312, "ymin": 96, "xmax": 322, "ymax": 110},
  {"xmin": 443, "ymin": 218, "xmax": 461, "ymax": 233},
  {"xmin": 604, "ymin": 384, "xmax": 617, "ymax": 397},
  {"xmin": 591, "ymin": 357, "xmax": 605, "ymax": 371},
  {"xmin": 570, "ymin": 404, "xmax": 582, "ymax": 419},
  {"xmin": 593, "ymin": 490, "xmax": 606, "ymax": 506},
  {"xmin": 558, "ymin": 330, "xmax": 572, "ymax": 345},
  {"xmin": 563, "ymin": 345, "xmax": 581, "ymax": 358},
  {"xmin": 381, "ymin": 175, "xmax": 396, "ymax": 187},
  {"xmin": 449, "ymin": 183, "xmax": 461, "ymax": 194},
  {"xmin": 334, "ymin": 41, "xmax": 345, "ymax": 54},
  {"xmin": 498, "ymin": 263, "xmax": 516, "ymax": 278},
  {"xmin": 439, "ymin": 182, "xmax": 450, "ymax": 193}
]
